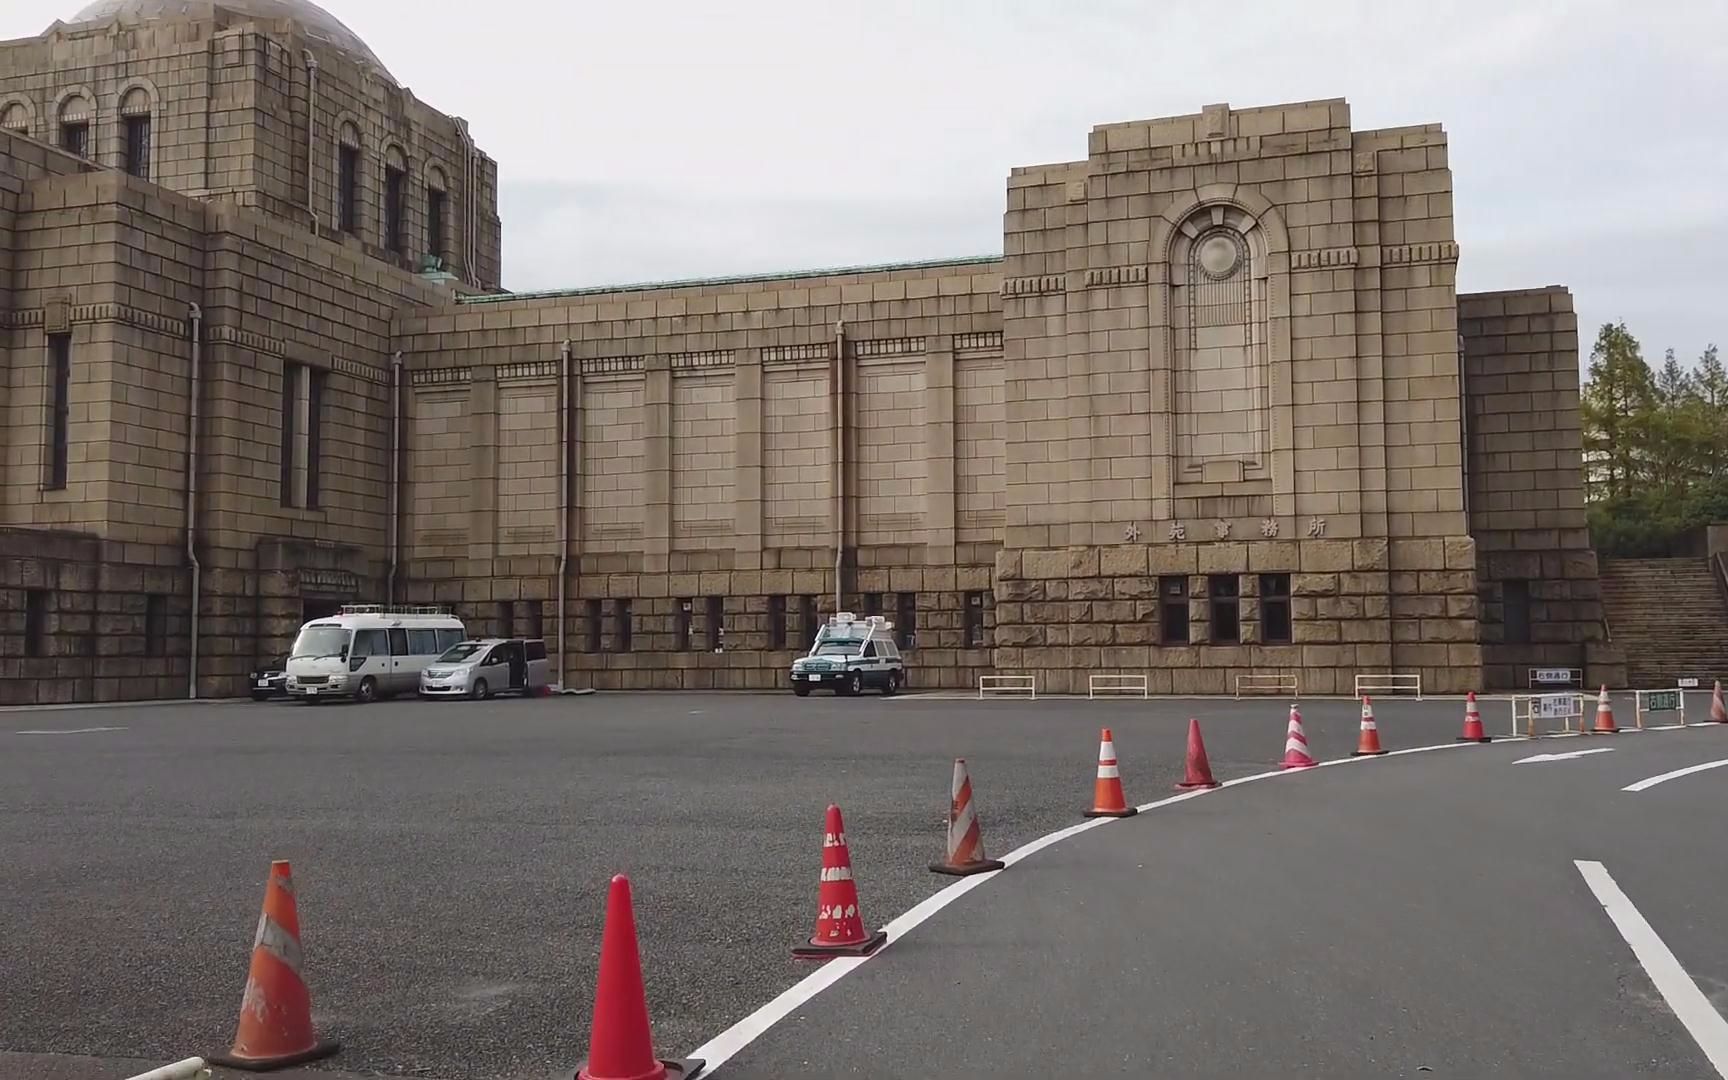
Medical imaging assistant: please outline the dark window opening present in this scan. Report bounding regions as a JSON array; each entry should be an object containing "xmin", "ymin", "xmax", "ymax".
[
  {"xmin": 964, "ymin": 590, "xmax": 986, "ymax": 648},
  {"xmin": 384, "ymin": 165, "xmax": 406, "ymax": 253},
  {"xmin": 1209, "ymin": 575, "xmax": 1241, "ymax": 644},
  {"xmin": 279, "ymin": 364, "xmax": 323, "ymax": 508},
  {"xmin": 863, "ymin": 592, "xmax": 882, "ymax": 617},
  {"xmin": 768, "ymin": 595, "xmax": 787, "ymax": 650},
  {"xmin": 896, "ymin": 593, "xmax": 916, "ymax": 649},
  {"xmin": 278, "ymin": 363, "xmax": 297, "ymax": 505},
  {"xmin": 123, "ymin": 115, "xmax": 151, "ymax": 179},
  {"xmin": 60, "ymin": 121, "xmax": 88, "ymax": 158},
  {"xmin": 1159, "ymin": 576, "xmax": 1190, "ymax": 645},
  {"xmin": 1260, "ymin": 573, "xmax": 1292, "ymax": 645},
  {"xmin": 584, "ymin": 599, "xmax": 603, "ymax": 653},
  {"xmin": 46, "ymin": 333, "xmax": 70, "ymax": 490},
  {"xmin": 388, "ymin": 628, "xmax": 410, "ymax": 656},
  {"xmin": 613, "ymin": 599, "xmax": 632, "ymax": 652},
  {"xmin": 1503, "ymin": 579, "xmax": 1532, "ymax": 644},
  {"xmin": 427, "ymin": 186, "xmax": 447, "ymax": 261},
  {"xmin": 705, "ymin": 595, "xmax": 724, "ymax": 651},
  {"xmin": 304, "ymin": 367, "xmax": 322, "ymax": 508},
  {"xmin": 145, "ymin": 594, "xmax": 167, "ymax": 657},
  {"xmin": 497, "ymin": 600, "xmax": 515, "ymax": 638},
  {"xmin": 799, "ymin": 595, "xmax": 818, "ymax": 647},
  {"xmin": 24, "ymin": 589, "xmax": 48, "ymax": 657},
  {"xmin": 338, "ymin": 143, "xmax": 360, "ymax": 235},
  {"xmin": 522, "ymin": 599, "xmax": 543, "ymax": 639},
  {"xmin": 677, "ymin": 598, "xmax": 694, "ymax": 651}
]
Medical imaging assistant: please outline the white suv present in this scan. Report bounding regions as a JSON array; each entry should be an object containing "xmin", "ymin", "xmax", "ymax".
[{"xmin": 789, "ymin": 613, "xmax": 906, "ymax": 697}]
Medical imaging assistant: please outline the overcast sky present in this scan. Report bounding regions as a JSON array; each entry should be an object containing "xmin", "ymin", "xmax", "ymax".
[{"xmin": 12, "ymin": 0, "xmax": 1726, "ymax": 365}]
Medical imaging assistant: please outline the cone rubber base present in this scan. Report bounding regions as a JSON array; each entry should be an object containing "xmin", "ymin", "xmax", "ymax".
[
  {"xmin": 1083, "ymin": 806, "xmax": 1138, "ymax": 818},
  {"xmin": 1175, "ymin": 780, "xmax": 1220, "ymax": 791},
  {"xmin": 793, "ymin": 929, "xmax": 886, "ymax": 958},
  {"xmin": 1351, "ymin": 749, "xmax": 1388, "ymax": 757},
  {"xmin": 1456, "ymin": 735, "xmax": 1493, "ymax": 743},
  {"xmin": 209, "ymin": 1039, "xmax": 340, "ymax": 1072},
  {"xmin": 573, "ymin": 1056, "xmax": 705, "ymax": 1080},
  {"xmin": 929, "ymin": 858, "xmax": 1005, "ymax": 876}
]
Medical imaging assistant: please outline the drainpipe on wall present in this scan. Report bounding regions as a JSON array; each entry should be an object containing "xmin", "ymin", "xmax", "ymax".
[
  {"xmin": 185, "ymin": 303, "xmax": 203, "ymax": 699},
  {"xmin": 833, "ymin": 319, "xmax": 846, "ymax": 616},
  {"xmin": 556, "ymin": 339, "xmax": 572, "ymax": 690},
  {"xmin": 303, "ymin": 50, "xmax": 319, "ymax": 233},
  {"xmin": 387, "ymin": 350, "xmax": 403, "ymax": 604}
]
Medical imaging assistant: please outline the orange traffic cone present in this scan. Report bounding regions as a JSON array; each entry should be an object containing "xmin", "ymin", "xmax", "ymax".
[
  {"xmin": 1083, "ymin": 727, "xmax": 1137, "ymax": 817},
  {"xmin": 1711, "ymin": 681, "xmax": 1727, "ymax": 724},
  {"xmin": 208, "ymin": 861, "xmax": 339, "ymax": 1071},
  {"xmin": 1590, "ymin": 685, "xmax": 1619, "ymax": 734},
  {"xmin": 1175, "ymin": 718, "xmax": 1221, "ymax": 790},
  {"xmin": 793, "ymin": 804, "xmax": 887, "ymax": 957},
  {"xmin": 1457, "ymin": 690, "xmax": 1491, "ymax": 743},
  {"xmin": 1280, "ymin": 703, "xmax": 1317, "ymax": 769},
  {"xmin": 930, "ymin": 759, "xmax": 1005, "ymax": 876},
  {"xmin": 575, "ymin": 875, "xmax": 701, "ymax": 1080},
  {"xmin": 1352, "ymin": 696, "xmax": 1387, "ymax": 756}
]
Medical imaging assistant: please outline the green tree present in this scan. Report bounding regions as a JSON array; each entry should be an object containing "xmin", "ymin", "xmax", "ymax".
[
  {"xmin": 1696, "ymin": 344, "xmax": 1726, "ymax": 408},
  {"xmin": 1656, "ymin": 348, "xmax": 1695, "ymax": 403},
  {"xmin": 1580, "ymin": 321, "xmax": 1655, "ymax": 501}
]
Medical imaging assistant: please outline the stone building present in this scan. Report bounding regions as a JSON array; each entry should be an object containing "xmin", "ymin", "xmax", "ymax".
[{"xmin": 0, "ymin": 1, "xmax": 1623, "ymax": 702}]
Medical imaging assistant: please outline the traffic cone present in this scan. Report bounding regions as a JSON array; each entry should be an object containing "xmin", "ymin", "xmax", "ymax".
[
  {"xmin": 1083, "ymin": 727, "xmax": 1137, "ymax": 817},
  {"xmin": 1175, "ymin": 718, "xmax": 1221, "ymax": 790},
  {"xmin": 793, "ymin": 805, "xmax": 887, "ymax": 957},
  {"xmin": 1590, "ymin": 685, "xmax": 1619, "ymax": 734},
  {"xmin": 1352, "ymin": 696, "xmax": 1387, "ymax": 756},
  {"xmin": 930, "ymin": 759, "xmax": 1005, "ymax": 876},
  {"xmin": 1711, "ymin": 681, "xmax": 1727, "ymax": 724},
  {"xmin": 575, "ymin": 875, "xmax": 702, "ymax": 1080},
  {"xmin": 208, "ymin": 861, "xmax": 339, "ymax": 1071},
  {"xmin": 1280, "ymin": 703, "xmax": 1317, "ymax": 769},
  {"xmin": 1457, "ymin": 690, "xmax": 1491, "ymax": 743}
]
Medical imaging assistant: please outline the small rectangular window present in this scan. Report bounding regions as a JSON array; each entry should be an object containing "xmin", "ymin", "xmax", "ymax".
[
  {"xmin": 123, "ymin": 115, "xmax": 151, "ymax": 179},
  {"xmin": 1260, "ymin": 573, "xmax": 1292, "ymax": 645},
  {"xmin": 677, "ymin": 598, "xmax": 694, "ymax": 650},
  {"xmin": 436, "ymin": 628, "xmax": 465, "ymax": 652},
  {"xmin": 351, "ymin": 628, "xmax": 384, "ymax": 656},
  {"xmin": 145, "ymin": 594, "xmax": 167, "ymax": 657},
  {"xmin": 614, "ymin": 599, "xmax": 632, "ymax": 652},
  {"xmin": 408, "ymin": 629, "xmax": 439, "ymax": 655},
  {"xmin": 863, "ymin": 592, "xmax": 882, "ymax": 617},
  {"xmin": 338, "ymin": 144, "xmax": 359, "ymax": 235},
  {"xmin": 964, "ymin": 590, "xmax": 986, "ymax": 648},
  {"xmin": 384, "ymin": 165, "xmax": 405, "ymax": 253},
  {"xmin": 799, "ymin": 595, "xmax": 818, "ymax": 646},
  {"xmin": 1209, "ymin": 575, "xmax": 1241, "ymax": 644},
  {"xmin": 46, "ymin": 333, "xmax": 70, "ymax": 490},
  {"xmin": 767, "ymin": 595, "xmax": 787, "ymax": 650},
  {"xmin": 1159, "ymin": 576, "xmax": 1190, "ymax": 645},
  {"xmin": 388, "ymin": 628, "xmax": 410, "ymax": 656},
  {"xmin": 896, "ymin": 593, "xmax": 916, "ymax": 650},
  {"xmin": 427, "ymin": 186, "xmax": 447, "ymax": 261},
  {"xmin": 705, "ymin": 595, "xmax": 724, "ymax": 651},
  {"xmin": 24, "ymin": 589, "xmax": 49, "ymax": 657},
  {"xmin": 1503, "ymin": 579, "xmax": 1532, "ymax": 644},
  {"xmin": 584, "ymin": 598, "xmax": 603, "ymax": 653},
  {"xmin": 60, "ymin": 122, "xmax": 88, "ymax": 159}
]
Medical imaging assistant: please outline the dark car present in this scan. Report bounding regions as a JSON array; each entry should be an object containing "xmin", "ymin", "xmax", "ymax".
[{"xmin": 249, "ymin": 656, "xmax": 289, "ymax": 701}]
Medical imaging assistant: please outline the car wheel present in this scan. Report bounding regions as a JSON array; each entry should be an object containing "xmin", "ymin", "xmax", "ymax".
[
  {"xmin": 881, "ymin": 671, "xmax": 900, "ymax": 697},
  {"xmin": 793, "ymin": 682, "xmax": 811, "ymax": 697},
  {"xmin": 354, "ymin": 676, "xmax": 377, "ymax": 704},
  {"xmin": 471, "ymin": 678, "xmax": 489, "ymax": 701},
  {"xmin": 843, "ymin": 671, "xmax": 863, "ymax": 696}
]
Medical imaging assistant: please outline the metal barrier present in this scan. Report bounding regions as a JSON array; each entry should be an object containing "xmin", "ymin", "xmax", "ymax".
[
  {"xmin": 1510, "ymin": 692, "xmax": 1585, "ymax": 737},
  {"xmin": 1527, "ymin": 667, "xmax": 1583, "ymax": 690},
  {"xmin": 1234, "ymin": 673, "xmax": 1299, "ymax": 699},
  {"xmin": 1634, "ymin": 687, "xmax": 1686, "ymax": 728},
  {"xmin": 978, "ymin": 674, "xmax": 1036, "ymax": 700},
  {"xmin": 1353, "ymin": 673, "xmax": 1422, "ymax": 700},
  {"xmin": 1088, "ymin": 674, "xmax": 1148, "ymax": 699}
]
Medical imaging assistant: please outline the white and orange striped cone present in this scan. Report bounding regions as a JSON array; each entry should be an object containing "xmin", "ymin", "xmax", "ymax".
[
  {"xmin": 1711, "ymin": 681, "xmax": 1727, "ymax": 724},
  {"xmin": 1352, "ymin": 696, "xmax": 1387, "ymax": 756},
  {"xmin": 1590, "ymin": 684, "xmax": 1619, "ymax": 734},
  {"xmin": 1457, "ymin": 690, "xmax": 1491, "ymax": 743},
  {"xmin": 1280, "ymin": 702, "xmax": 1317, "ymax": 769},
  {"xmin": 1082, "ymin": 727, "xmax": 1137, "ymax": 817},
  {"xmin": 793, "ymin": 804, "xmax": 887, "ymax": 958},
  {"xmin": 209, "ymin": 861, "xmax": 339, "ymax": 1071},
  {"xmin": 930, "ymin": 759, "xmax": 1005, "ymax": 876}
]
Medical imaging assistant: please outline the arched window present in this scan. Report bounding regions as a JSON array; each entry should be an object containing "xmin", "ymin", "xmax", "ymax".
[
  {"xmin": 1, "ymin": 101, "xmax": 29, "ymax": 137},
  {"xmin": 119, "ymin": 87, "xmax": 152, "ymax": 180},
  {"xmin": 57, "ymin": 94, "xmax": 92, "ymax": 159},
  {"xmin": 337, "ymin": 120, "xmax": 362, "ymax": 236},
  {"xmin": 383, "ymin": 144, "xmax": 407, "ymax": 254},
  {"xmin": 425, "ymin": 165, "xmax": 448, "ymax": 264}
]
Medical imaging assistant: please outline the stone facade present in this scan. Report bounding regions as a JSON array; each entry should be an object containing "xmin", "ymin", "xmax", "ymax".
[{"xmin": 0, "ymin": 1, "xmax": 1622, "ymax": 701}]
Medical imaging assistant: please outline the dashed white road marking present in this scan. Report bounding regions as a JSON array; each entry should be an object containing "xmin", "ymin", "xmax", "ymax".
[
  {"xmin": 13, "ymin": 726, "xmax": 127, "ymax": 735},
  {"xmin": 1622, "ymin": 758, "xmax": 1728, "ymax": 793},
  {"xmin": 1576, "ymin": 860, "xmax": 1728, "ymax": 1077},
  {"xmin": 1514, "ymin": 747, "xmax": 1617, "ymax": 764}
]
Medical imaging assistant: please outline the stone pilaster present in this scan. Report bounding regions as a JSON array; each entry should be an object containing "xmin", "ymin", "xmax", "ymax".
[
  {"xmin": 465, "ymin": 364, "xmax": 497, "ymax": 568},
  {"xmin": 733, "ymin": 348, "xmax": 764, "ymax": 570},
  {"xmin": 923, "ymin": 335, "xmax": 957, "ymax": 564},
  {"xmin": 642, "ymin": 355, "xmax": 671, "ymax": 572}
]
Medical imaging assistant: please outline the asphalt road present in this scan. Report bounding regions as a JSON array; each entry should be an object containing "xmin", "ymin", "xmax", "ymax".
[{"xmin": 0, "ymin": 690, "xmax": 1719, "ymax": 1079}]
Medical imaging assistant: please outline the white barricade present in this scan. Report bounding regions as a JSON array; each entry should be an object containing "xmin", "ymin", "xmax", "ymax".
[
  {"xmin": 123, "ymin": 1060, "xmax": 210, "ymax": 1080},
  {"xmin": 978, "ymin": 674, "xmax": 1036, "ymax": 700},
  {"xmin": 1088, "ymin": 674, "xmax": 1148, "ymax": 699},
  {"xmin": 1234, "ymin": 673, "xmax": 1299, "ymax": 699},
  {"xmin": 1634, "ymin": 687, "xmax": 1686, "ymax": 729},
  {"xmin": 1510, "ymin": 692, "xmax": 1585, "ymax": 737},
  {"xmin": 1527, "ymin": 667, "xmax": 1583, "ymax": 690},
  {"xmin": 1353, "ymin": 673, "xmax": 1422, "ymax": 700}
]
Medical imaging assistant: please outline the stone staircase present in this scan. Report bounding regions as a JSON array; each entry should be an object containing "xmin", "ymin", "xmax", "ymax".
[{"xmin": 1599, "ymin": 557, "xmax": 1728, "ymax": 687}]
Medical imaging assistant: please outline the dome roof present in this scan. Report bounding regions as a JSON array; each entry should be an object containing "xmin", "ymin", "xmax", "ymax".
[{"xmin": 64, "ymin": 0, "xmax": 390, "ymax": 76}]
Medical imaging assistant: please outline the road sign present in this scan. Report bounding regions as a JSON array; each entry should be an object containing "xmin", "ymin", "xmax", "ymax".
[
  {"xmin": 1643, "ymin": 690, "xmax": 1681, "ymax": 712},
  {"xmin": 1533, "ymin": 694, "xmax": 1577, "ymax": 719},
  {"xmin": 1533, "ymin": 668, "xmax": 1575, "ymax": 684},
  {"xmin": 1678, "ymin": 677, "xmax": 1699, "ymax": 689}
]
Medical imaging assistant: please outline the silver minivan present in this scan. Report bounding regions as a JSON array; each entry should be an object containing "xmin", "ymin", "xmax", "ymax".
[{"xmin": 419, "ymin": 638, "xmax": 550, "ymax": 699}]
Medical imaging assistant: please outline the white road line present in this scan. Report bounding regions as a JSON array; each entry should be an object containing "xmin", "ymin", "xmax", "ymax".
[
  {"xmin": 1622, "ymin": 758, "xmax": 1728, "ymax": 793},
  {"xmin": 13, "ymin": 726, "xmax": 127, "ymax": 735},
  {"xmin": 1575, "ymin": 860, "xmax": 1728, "ymax": 1076}
]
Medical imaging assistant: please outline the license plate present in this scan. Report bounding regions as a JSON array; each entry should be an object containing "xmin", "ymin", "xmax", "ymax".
[{"xmin": 305, "ymin": 688, "xmax": 318, "ymax": 696}]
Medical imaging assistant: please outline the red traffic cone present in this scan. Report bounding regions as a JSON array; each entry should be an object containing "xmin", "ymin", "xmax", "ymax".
[
  {"xmin": 1175, "ymin": 718, "xmax": 1221, "ymax": 790},
  {"xmin": 576, "ymin": 875, "xmax": 701, "ymax": 1080},
  {"xmin": 1711, "ymin": 681, "xmax": 1727, "ymax": 724},
  {"xmin": 1590, "ymin": 685, "xmax": 1619, "ymax": 734},
  {"xmin": 1457, "ymin": 690, "xmax": 1491, "ymax": 743},
  {"xmin": 208, "ymin": 861, "xmax": 339, "ymax": 1071},
  {"xmin": 793, "ymin": 805, "xmax": 887, "ymax": 958},
  {"xmin": 930, "ymin": 759, "xmax": 1005, "ymax": 876},
  {"xmin": 1280, "ymin": 703, "xmax": 1317, "ymax": 769},
  {"xmin": 1352, "ymin": 696, "xmax": 1387, "ymax": 756},
  {"xmin": 1083, "ymin": 727, "xmax": 1137, "ymax": 817}
]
